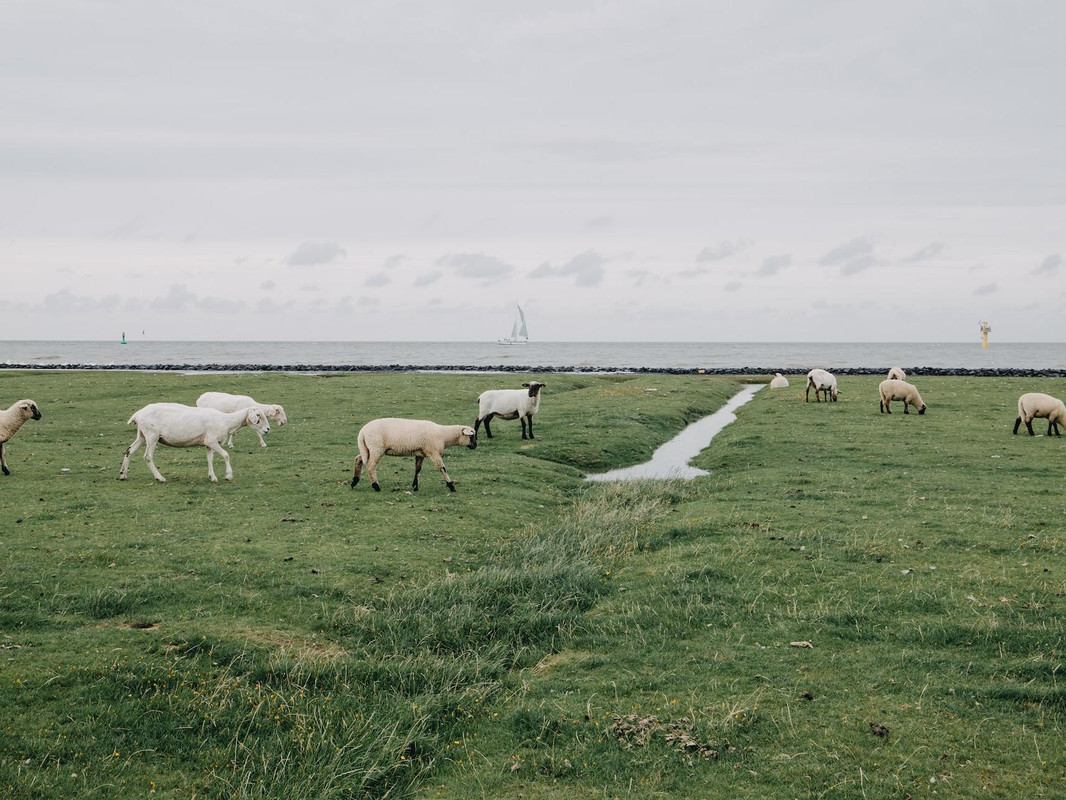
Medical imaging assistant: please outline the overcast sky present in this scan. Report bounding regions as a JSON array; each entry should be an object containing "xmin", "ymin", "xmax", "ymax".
[{"xmin": 2, "ymin": 1, "xmax": 1063, "ymax": 342}]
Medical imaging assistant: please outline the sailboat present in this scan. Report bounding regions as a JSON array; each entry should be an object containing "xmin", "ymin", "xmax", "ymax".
[{"xmin": 497, "ymin": 304, "xmax": 529, "ymax": 345}]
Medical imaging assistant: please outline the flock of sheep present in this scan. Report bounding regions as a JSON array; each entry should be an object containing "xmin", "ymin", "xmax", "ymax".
[
  {"xmin": 2, "ymin": 369, "xmax": 1064, "ymax": 490},
  {"xmin": 0, "ymin": 380, "xmax": 548, "ymax": 492}
]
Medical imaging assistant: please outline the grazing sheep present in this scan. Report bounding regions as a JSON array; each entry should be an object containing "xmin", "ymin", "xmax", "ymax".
[
  {"xmin": 1013, "ymin": 392, "xmax": 1066, "ymax": 436},
  {"xmin": 769, "ymin": 373, "xmax": 789, "ymax": 389},
  {"xmin": 120, "ymin": 403, "xmax": 270, "ymax": 483},
  {"xmin": 887, "ymin": 366, "xmax": 906, "ymax": 381},
  {"xmin": 195, "ymin": 391, "xmax": 287, "ymax": 447},
  {"xmin": 878, "ymin": 379, "xmax": 927, "ymax": 415},
  {"xmin": 351, "ymin": 418, "xmax": 477, "ymax": 492},
  {"xmin": 0, "ymin": 399, "xmax": 42, "ymax": 476},
  {"xmin": 474, "ymin": 381, "xmax": 545, "ymax": 439},
  {"xmin": 805, "ymin": 369, "xmax": 839, "ymax": 402}
]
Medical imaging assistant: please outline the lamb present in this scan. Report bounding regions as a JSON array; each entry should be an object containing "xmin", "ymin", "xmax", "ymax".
[
  {"xmin": 195, "ymin": 391, "xmax": 287, "ymax": 447},
  {"xmin": 350, "ymin": 418, "xmax": 477, "ymax": 492},
  {"xmin": 805, "ymin": 369, "xmax": 839, "ymax": 402},
  {"xmin": 887, "ymin": 366, "xmax": 906, "ymax": 381},
  {"xmin": 120, "ymin": 403, "xmax": 270, "ymax": 483},
  {"xmin": 769, "ymin": 373, "xmax": 789, "ymax": 389},
  {"xmin": 1013, "ymin": 392, "xmax": 1066, "ymax": 436},
  {"xmin": 474, "ymin": 381, "xmax": 545, "ymax": 439},
  {"xmin": 878, "ymin": 379, "xmax": 927, "ymax": 415},
  {"xmin": 0, "ymin": 399, "xmax": 42, "ymax": 476}
]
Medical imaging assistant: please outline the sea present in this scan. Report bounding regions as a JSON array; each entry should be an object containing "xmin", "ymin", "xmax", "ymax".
[{"xmin": 1, "ymin": 340, "xmax": 1064, "ymax": 372}]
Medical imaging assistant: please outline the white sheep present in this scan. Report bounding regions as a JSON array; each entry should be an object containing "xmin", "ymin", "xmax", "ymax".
[
  {"xmin": 120, "ymin": 403, "xmax": 270, "ymax": 483},
  {"xmin": 769, "ymin": 373, "xmax": 789, "ymax": 389},
  {"xmin": 0, "ymin": 399, "xmax": 42, "ymax": 476},
  {"xmin": 195, "ymin": 391, "xmax": 287, "ymax": 447},
  {"xmin": 805, "ymin": 369, "xmax": 839, "ymax": 402},
  {"xmin": 474, "ymin": 381, "xmax": 545, "ymax": 439},
  {"xmin": 1013, "ymin": 392, "xmax": 1066, "ymax": 436},
  {"xmin": 887, "ymin": 366, "xmax": 906, "ymax": 381},
  {"xmin": 878, "ymin": 379, "xmax": 927, "ymax": 415},
  {"xmin": 350, "ymin": 418, "xmax": 477, "ymax": 493}
]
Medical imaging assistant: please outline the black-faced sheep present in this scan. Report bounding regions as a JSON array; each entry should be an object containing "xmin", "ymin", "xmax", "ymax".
[
  {"xmin": 351, "ymin": 418, "xmax": 477, "ymax": 492},
  {"xmin": 805, "ymin": 369, "xmax": 839, "ymax": 402},
  {"xmin": 474, "ymin": 381, "xmax": 545, "ymax": 439},
  {"xmin": 1013, "ymin": 392, "xmax": 1066, "ymax": 436},
  {"xmin": 879, "ymin": 379, "xmax": 926, "ymax": 415},
  {"xmin": 0, "ymin": 399, "xmax": 42, "ymax": 475}
]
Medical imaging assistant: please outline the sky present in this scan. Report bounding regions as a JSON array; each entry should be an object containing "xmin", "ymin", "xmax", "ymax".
[{"xmin": 2, "ymin": 0, "xmax": 1064, "ymax": 342}]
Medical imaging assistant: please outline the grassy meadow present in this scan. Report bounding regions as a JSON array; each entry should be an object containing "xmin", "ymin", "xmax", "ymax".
[{"xmin": 1, "ymin": 369, "xmax": 1063, "ymax": 798}]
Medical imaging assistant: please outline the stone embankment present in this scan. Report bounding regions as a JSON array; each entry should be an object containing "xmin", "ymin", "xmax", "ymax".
[{"xmin": 3, "ymin": 363, "xmax": 1065, "ymax": 377}]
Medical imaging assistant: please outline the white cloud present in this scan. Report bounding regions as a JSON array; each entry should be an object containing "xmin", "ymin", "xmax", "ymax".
[
  {"xmin": 696, "ymin": 241, "xmax": 749, "ymax": 262},
  {"xmin": 437, "ymin": 253, "xmax": 514, "ymax": 280},
  {"xmin": 901, "ymin": 242, "xmax": 946, "ymax": 263},
  {"xmin": 558, "ymin": 250, "xmax": 607, "ymax": 286},
  {"xmin": 364, "ymin": 272, "xmax": 390, "ymax": 287},
  {"xmin": 755, "ymin": 254, "xmax": 791, "ymax": 277},
  {"xmin": 974, "ymin": 282, "xmax": 998, "ymax": 295},
  {"xmin": 413, "ymin": 270, "xmax": 442, "ymax": 286},
  {"xmin": 1032, "ymin": 254, "xmax": 1063, "ymax": 275},
  {"xmin": 284, "ymin": 242, "xmax": 347, "ymax": 267},
  {"xmin": 820, "ymin": 235, "xmax": 875, "ymax": 266}
]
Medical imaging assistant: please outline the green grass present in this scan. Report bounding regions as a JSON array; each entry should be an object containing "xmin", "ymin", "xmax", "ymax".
[{"xmin": 1, "ymin": 371, "xmax": 1063, "ymax": 798}]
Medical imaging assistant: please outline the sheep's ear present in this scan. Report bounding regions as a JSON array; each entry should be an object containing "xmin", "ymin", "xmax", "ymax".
[
  {"xmin": 521, "ymin": 382, "xmax": 530, "ymax": 387},
  {"xmin": 462, "ymin": 427, "xmax": 475, "ymax": 436}
]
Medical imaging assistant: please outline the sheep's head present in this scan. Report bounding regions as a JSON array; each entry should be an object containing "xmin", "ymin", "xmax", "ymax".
[
  {"xmin": 19, "ymin": 400, "xmax": 41, "ymax": 421},
  {"xmin": 918, "ymin": 403, "xmax": 927, "ymax": 415},
  {"xmin": 830, "ymin": 388, "xmax": 840, "ymax": 401},
  {"xmin": 247, "ymin": 408, "xmax": 271, "ymax": 435},
  {"xmin": 270, "ymin": 404, "xmax": 288, "ymax": 425},
  {"xmin": 522, "ymin": 381, "xmax": 545, "ymax": 397},
  {"xmin": 461, "ymin": 426, "xmax": 477, "ymax": 449}
]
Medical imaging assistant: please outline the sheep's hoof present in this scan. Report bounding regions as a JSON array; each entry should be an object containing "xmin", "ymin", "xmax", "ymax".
[
  {"xmin": 225, "ymin": 476, "xmax": 234, "ymax": 482},
  {"xmin": 372, "ymin": 482, "xmax": 381, "ymax": 492},
  {"xmin": 1, "ymin": 466, "xmax": 9, "ymax": 476},
  {"xmin": 446, "ymin": 481, "xmax": 456, "ymax": 492},
  {"xmin": 156, "ymin": 477, "xmax": 167, "ymax": 484},
  {"xmin": 350, "ymin": 476, "xmax": 359, "ymax": 488},
  {"xmin": 210, "ymin": 476, "xmax": 218, "ymax": 483}
]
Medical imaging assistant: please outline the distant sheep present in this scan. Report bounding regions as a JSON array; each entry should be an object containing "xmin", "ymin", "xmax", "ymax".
[
  {"xmin": 887, "ymin": 366, "xmax": 906, "ymax": 381},
  {"xmin": 1013, "ymin": 392, "xmax": 1066, "ymax": 436},
  {"xmin": 351, "ymin": 418, "xmax": 477, "ymax": 492},
  {"xmin": 805, "ymin": 369, "xmax": 839, "ymax": 402},
  {"xmin": 769, "ymin": 373, "xmax": 789, "ymax": 389},
  {"xmin": 0, "ymin": 399, "xmax": 42, "ymax": 476},
  {"xmin": 120, "ymin": 403, "xmax": 269, "ymax": 483},
  {"xmin": 195, "ymin": 391, "xmax": 287, "ymax": 447},
  {"xmin": 878, "ymin": 379, "xmax": 927, "ymax": 415},
  {"xmin": 474, "ymin": 381, "xmax": 545, "ymax": 439}
]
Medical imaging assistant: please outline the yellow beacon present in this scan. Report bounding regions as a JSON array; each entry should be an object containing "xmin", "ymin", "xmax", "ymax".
[{"xmin": 979, "ymin": 320, "xmax": 991, "ymax": 349}]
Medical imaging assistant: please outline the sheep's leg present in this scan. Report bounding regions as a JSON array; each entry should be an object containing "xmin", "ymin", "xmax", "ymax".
[
  {"xmin": 351, "ymin": 454, "xmax": 363, "ymax": 488},
  {"xmin": 483, "ymin": 414, "xmax": 494, "ymax": 438},
  {"xmin": 879, "ymin": 400, "xmax": 886, "ymax": 413},
  {"xmin": 522, "ymin": 414, "xmax": 534, "ymax": 439},
  {"xmin": 143, "ymin": 434, "xmax": 167, "ymax": 483},
  {"xmin": 903, "ymin": 403, "xmax": 909, "ymax": 414},
  {"xmin": 412, "ymin": 455, "xmax": 424, "ymax": 491},
  {"xmin": 1025, "ymin": 418, "xmax": 1035, "ymax": 436},
  {"xmin": 205, "ymin": 441, "xmax": 232, "ymax": 482},
  {"xmin": 805, "ymin": 381, "xmax": 811, "ymax": 402},
  {"xmin": 1049, "ymin": 421, "xmax": 1061, "ymax": 437},
  {"xmin": 120, "ymin": 432, "xmax": 146, "ymax": 479},
  {"xmin": 0, "ymin": 442, "xmax": 7, "ymax": 475},
  {"xmin": 429, "ymin": 452, "xmax": 456, "ymax": 492},
  {"xmin": 366, "ymin": 452, "xmax": 383, "ymax": 491},
  {"xmin": 255, "ymin": 428, "xmax": 268, "ymax": 448}
]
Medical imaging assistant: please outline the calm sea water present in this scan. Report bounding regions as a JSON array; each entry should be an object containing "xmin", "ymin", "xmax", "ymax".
[{"xmin": 1, "ymin": 340, "xmax": 1064, "ymax": 371}]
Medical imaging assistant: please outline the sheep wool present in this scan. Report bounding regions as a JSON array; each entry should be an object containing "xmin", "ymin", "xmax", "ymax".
[
  {"xmin": 805, "ymin": 369, "xmax": 839, "ymax": 402},
  {"xmin": 475, "ymin": 381, "xmax": 546, "ymax": 439},
  {"xmin": 351, "ymin": 418, "xmax": 477, "ymax": 493},
  {"xmin": 1014, "ymin": 392, "xmax": 1066, "ymax": 436},
  {"xmin": 196, "ymin": 391, "xmax": 287, "ymax": 448},
  {"xmin": 769, "ymin": 373, "xmax": 789, "ymax": 389},
  {"xmin": 879, "ymin": 379, "xmax": 927, "ymax": 415},
  {"xmin": 887, "ymin": 367, "xmax": 906, "ymax": 381},
  {"xmin": 0, "ymin": 399, "xmax": 42, "ymax": 476}
]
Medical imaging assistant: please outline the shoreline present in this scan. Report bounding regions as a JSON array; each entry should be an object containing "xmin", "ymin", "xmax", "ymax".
[{"xmin": 3, "ymin": 363, "xmax": 1066, "ymax": 377}]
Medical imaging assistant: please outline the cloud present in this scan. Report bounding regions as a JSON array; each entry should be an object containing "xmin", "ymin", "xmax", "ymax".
[
  {"xmin": 437, "ymin": 253, "xmax": 514, "ymax": 280},
  {"xmin": 364, "ymin": 272, "xmax": 390, "ymax": 287},
  {"xmin": 901, "ymin": 242, "xmax": 946, "ymax": 263},
  {"xmin": 724, "ymin": 281, "xmax": 742, "ymax": 292},
  {"xmin": 383, "ymin": 254, "xmax": 407, "ymax": 269},
  {"xmin": 559, "ymin": 250, "xmax": 608, "ymax": 286},
  {"xmin": 42, "ymin": 290, "xmax": 125, "ymax": 312},
  {"xmin": 1033, "ymin": 253, "xmax": 1063, "ymax": 275},
  {"xmin": 586, "ymin": 215, "xmax": 614, "ymax": 229},
  {"xmin": 413, "ymin": 270, "xmax": 442, "ymax": 287},
  {"xmin": 974, "ymin": 282, "xmax": 998, "ymax": 295},
  {"xmin": 151, "ymin": 283, "xmax": 245, "ymax": 313},
  {"xmin": 259, "ymin": 280, "xmax": 276, "ymax": 290},
  {"xmin": 820, "ymin": 235, "xmax": 875, "ymax": 265},
  {"xmin": 284, "ymin": 241, "xmax": 347, "ymax": 266},
  {"xmin": 528, "ymin": 262, "xmax": 554, "ymax": 279},
  {"xmin": 696, "ymin": 240, "xmax": 750, "ymax": 262},
  {"xmin": 755, "ymin": 254, "xmax": 791, "ymax": 277},
  {"xmin": 839, "ymin": 255, "xmax": 883, "ymax": 276}
]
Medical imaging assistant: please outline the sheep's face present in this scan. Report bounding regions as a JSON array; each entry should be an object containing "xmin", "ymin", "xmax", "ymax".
[
  {"xmin": 270, "ymin": 405, "xmax": 288, "ymax": 425},
  {"xmin": 19, "ymin": 401, "xmax": 41, "ymax": 420},
  {"xmin": 830, "ymin": 388, "xmax": 839, "ymax": 401},
  {"xmin": 918, "ymin": 404, "xmax": 927, "ymax": 415},
  {"xmin": 461, "ymin": 426, "xmax": 477, "ymax": 449},
  {"xmin": 522, "ymin": 381, "xmax": 545, "ymax": 397},
  {"xmin": 247, "ymin": 409, "xmax": 271, "ymax": 434}
]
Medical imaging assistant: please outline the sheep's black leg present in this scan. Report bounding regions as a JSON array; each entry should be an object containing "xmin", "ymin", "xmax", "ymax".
[
  {"xmin": 412, "ymin": 455, "xmax": 423, "ymax": 491},
  {"xmin": 903, "ymin": 405, "xmax": 909, "ymax": 414},
  {"xmin": 0, "ymin": 443, "xmax": 7, "ymax": 475},
  {"xmin": 1026, "ymin": 419, "xmax": 1035, "ymax": 436},
  {"xmin": 1050, "ymin": 421, "xmax": 1061, "ymax": 437},
  {"xmin": 805, "ymin": 383, "xmax": 811, "ymax": 402},
  {"xmin": 526, "ymin": 414, "xmax": 534, "ymax": 439},
  {"xmin": 1013, "ymin": 417, "xmax": 1022, "ymax": 434},
  {"xmin": 351, "ymin": 455, "xmax": 363, "ymax": 488},
  {"xmin": 483, "ymin": 415, "xmax": 494, "ymax": 438}
]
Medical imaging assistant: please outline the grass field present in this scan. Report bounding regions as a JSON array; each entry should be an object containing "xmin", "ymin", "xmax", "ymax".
[{"xmin": 1, "ymin": 370, "xmax": 1063, "ymax": 798}]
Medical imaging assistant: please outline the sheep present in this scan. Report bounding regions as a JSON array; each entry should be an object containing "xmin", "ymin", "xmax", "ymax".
[
  {"xmin": 350, "ymin": 418, "xmax": 477, "ymax": 492},
  {"xmin": 119, "ymin": 403, "xmax": 270, "ymax": 483},
  {"xmin": 805, "ymin": 369, "xmax": 839, "ymax": 402},
  {"xmin": 887, "ymin": 366, "xmax": 906, "ymax": 382},
  {"xmin": 0, "ymin": 399, "xmax": 42, "ymax": 476},
  {"xmin": 1013, "ymin": 392, "xmax": 1066, "ymax": 436},
  {"xmin": 195, "ymin": 391, "xmax": 287, "ymax": 447},
  {"xmin": 769, "ymin": 373, "xmax": 789, "ymax": 389},
  {"xmin": 878, "ymin": 379, "xmax": 927, "ymax": 415},
  {"xmin": 474, "ymin": 381, "xmax": 545, "ymax": 439}
]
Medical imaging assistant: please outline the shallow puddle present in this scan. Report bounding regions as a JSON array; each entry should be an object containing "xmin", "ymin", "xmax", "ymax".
[{"xmin": 586, "ymin": 384, "xmax": 763, "ymax": 482}]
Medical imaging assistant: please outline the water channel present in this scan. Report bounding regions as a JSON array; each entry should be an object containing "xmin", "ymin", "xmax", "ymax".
[{"xmin": 586, "ymin": 384, "xmax": 764, "ymax": 482}]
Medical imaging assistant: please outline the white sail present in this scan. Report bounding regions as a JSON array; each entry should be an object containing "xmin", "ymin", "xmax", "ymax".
[
  {"xmin": 498, "ymin": 303, "xmax": 529, "ymax": 345},
  {"xmin": 516, "ymin": 305, "xmax": 528, "ymax": 339}
]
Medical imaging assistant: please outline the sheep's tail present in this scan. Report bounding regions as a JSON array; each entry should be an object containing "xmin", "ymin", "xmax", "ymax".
[{"xmin": 127, "ymin": 413, "xmax": 138, "ymax": 425}]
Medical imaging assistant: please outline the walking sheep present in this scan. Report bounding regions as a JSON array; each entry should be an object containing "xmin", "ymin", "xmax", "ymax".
[
  {"xmin": 120, "ymin": 403, "xmax": 270, "ymax": 483},
  {"xmin": 879, "ymin": 379, "xmax": 927, "ymax": 415},
  {"xmin": 351, "ymin": 418, "xmax": 477, "ymax": 492},
  {"xmin": 805, "ymin": 369, "xmax": 839, "ymax": 402},
  {"xmin": 0, "ymin": 399, "xmax": 42, "ymax": 475},
  {"xmin": 195, "ymin": 391, "xmax": 287, "ymax": 447},
  {"xmin": 1013, "ymin": 392, "xmax": 1066, "ymax": 436},
  {"xmin": 474, "ymin": 381, "xmax": 545, "ymax": 439}
]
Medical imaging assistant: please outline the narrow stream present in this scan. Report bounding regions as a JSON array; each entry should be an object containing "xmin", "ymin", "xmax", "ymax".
[{"xmin": 586, "ymin": 384, "xmax": 764, "ymax": 482}]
